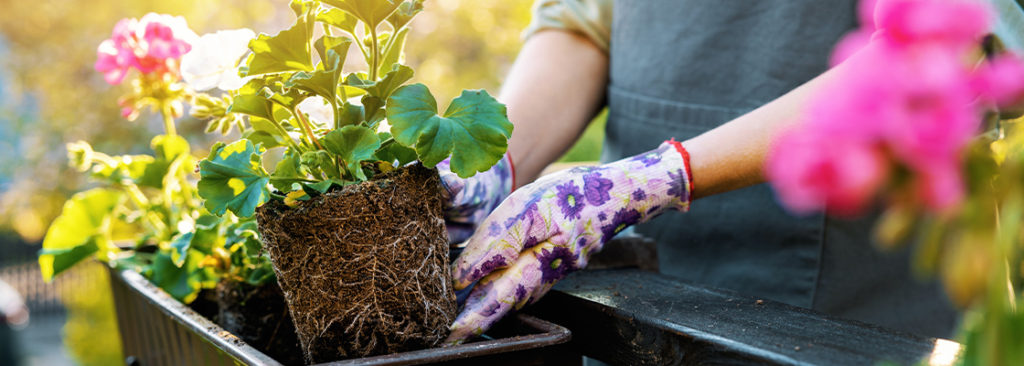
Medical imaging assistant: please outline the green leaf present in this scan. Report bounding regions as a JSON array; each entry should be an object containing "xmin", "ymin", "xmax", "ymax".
[
  {"xmin": 226, "ymin": 219, "xmax": 262, "ymax": 256},
  {"xmin": 301, "ymin": 180, "xmax": 342, "ymax": 195},
  {"xmin": 197, "ymin": 141, "xmax": 271, "ymax": 218},
  {"xmin": 377, "ymin": 28, "xmax": 409, "ymax": 77},
  {"xmin": 322, "ymin": 125, "xmax": 382, "ymax": 181},
  {"xmin": 246, "ymin": 266, "xmax": 276, "ymax": 286},
  {"xmin": 321, "ymin": 0, "xmax": 402, "ymax": 27},
  {"xmin": 245, "ymin": 8, "xmax": 315, "ymax": 75},
  {"xmin": 344, "ymin": 64, "xmax": 413, "ymax": 100},
  {"xmin": 315, "ymin": 35, "xmax": 354, "ymax": 67},
  {"xmin": 260, "ymin": 85, "xmax": 306, "ymax": 111},
  {"xmin": 40, "ymin": 188, "xmax": 124, "ymax": 281},
  {"xmin": 317, "ymin": 7, "xmax": 359, "ymax": 34},
  {"xmin": 169, "ymin": 217, "xmax": 224, "ymax": 268},
  {"xmin": 147, "ymin": 250, "xmax": 216, "ymax": 304},
  {"xmin": 286, "ymin": 46, "xmax": 347, "ymax": 111},
  {"xmin": 362, "ymin": 95, "xmax": 386, "ymax": 124},
  {"xmin": 270, "ymin": 150, "xmax": 308, "ymax": 191},
  {"xmin": 89, "ymin": 154, "xmax": 154, "ymax": 186},
  {"xmin": 169, "ymin": 232, "xmax": 194, "ymax": 267},
  {"xmin": 243, "ymin": 118, "xmax": 291, "ymax": 149},
  {"xmin": 337, "ymin": 102, "xmax": 365, "ymax": 127},
  {"xmin": 229, "ymin": 94, "xmax": 276, "ymax": 121},
  {"xmin": 138, "ymin": 135, "xmax": 191, "ymax": 188},
  {"xmin": 301, "ymin": 150, "xmax": 341, "ymax": 180},
  {"xmin": 386, "ymin": 84, "xmax": 513, "ymax": 177},
  {"xmin": 39, "ymin": 238, "xmax": 99, "ymax": 282},
  {"xmin": 375, "ymin": 132, "xmax": 417, "ymax": 166},
  {"xmin": 387, "ymin": 0, "xmax": 424, "ymax": 30}
]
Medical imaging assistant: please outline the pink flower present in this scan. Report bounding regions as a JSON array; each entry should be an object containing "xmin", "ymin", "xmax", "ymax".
[
  {"xmin": 875, "ymin": 46, "xmax": 979, "ymax": 168},
  {"xmin": 767, "ymin": 127, "xmax": 887, "ymax": 217},
  {"xmin": 916, "ymin": 159, "xmax": 965, "ymax": 210},
  {"xmin": 830, "ymin": 0, "xmax": 879, "ymax": 65},
  {"xmin": 94, "ymin": 13, "xmax": 198, "ymax": 84},
  {"xmin": 873, "ymin": 0, "xmax": 991, "ymax": 51},
  {"xmin": 973, "ymin": 53, "xmax": 1024, "ymax": 108}
]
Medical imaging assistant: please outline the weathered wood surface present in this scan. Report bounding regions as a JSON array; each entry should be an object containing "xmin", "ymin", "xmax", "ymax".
[{"xmin": 527, "ymin": 269, "xmax": 946, "ymax": 366}]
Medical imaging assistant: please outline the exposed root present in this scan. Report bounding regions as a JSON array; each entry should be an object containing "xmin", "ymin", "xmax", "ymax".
[{"xmin": 256, "ymin": 164, "xmax": 456, "ymax": 363}]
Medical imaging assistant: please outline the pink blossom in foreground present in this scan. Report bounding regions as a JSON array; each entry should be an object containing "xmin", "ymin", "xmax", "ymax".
[
  {"xmin": 832, "ymin": 0, "xmax": 991, "ymax": 66},
  {"xmin": 873, "ymin": 0, "xmax": 991, "ymax": 51},
  {"xmin": 768, "ymin": 0, "xmax": 1020, "ymax": 215},
  {"xmin": 767, "ymin": 127, "xmax": 887, "ymax": 216},
  {"xmin": 94, "ymin": 13, "xmax": 198, "ymax": 84},
  {"xmin": 974, "ymin": 53, "xmax": 1024, "ymax": 108},
  {"xmin": 830, "ymin": 0, "xmax": 879, "ymax": 65},
  {"xmin": 878, "ymin": 47, "xmax": 978, "ymax": 170}
]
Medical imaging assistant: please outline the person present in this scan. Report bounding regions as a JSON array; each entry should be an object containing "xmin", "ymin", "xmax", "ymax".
[
  {"xmin": 0, "ymin": 279, "xmax": 27, "ymax": 366},
  {"xmin": 438, "ymin": 0, "xmax": 1024, "ymax": 344}
]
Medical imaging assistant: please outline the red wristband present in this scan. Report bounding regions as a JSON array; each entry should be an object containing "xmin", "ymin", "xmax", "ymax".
[{"xmin": 665, "ymin": 139, "xmax": 695, "ymax": 199}]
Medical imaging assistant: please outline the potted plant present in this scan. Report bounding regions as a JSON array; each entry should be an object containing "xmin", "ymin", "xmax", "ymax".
[
  {"xmin": 40, "ymin": 13, "xmax": 304, "ymax": 364},
  {"xmin": 194, "ymin": 0, "xmax": 513, "ymax": 363}
]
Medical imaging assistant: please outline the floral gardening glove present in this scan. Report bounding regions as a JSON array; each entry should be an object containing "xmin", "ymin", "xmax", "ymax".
[
  {"xmin": 439, "ymin": 153, "xmax": 515, "ymax": 243},
  {"xmin": 446, "ymin": 140, "xmax": 693, "ymax": 343}
]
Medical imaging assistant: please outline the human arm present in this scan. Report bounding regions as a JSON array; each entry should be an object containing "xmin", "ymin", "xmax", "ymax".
[
  {"xmin": 447, "ymin": 46, "xmax": 857, "ymax": 342},
  {"xmin": 437, "ymin": 28, "xmax": 609, "ymax": 241},
  {"xmin": 502, "ymin": 29, "xmax": 609, "ymax": 186}
]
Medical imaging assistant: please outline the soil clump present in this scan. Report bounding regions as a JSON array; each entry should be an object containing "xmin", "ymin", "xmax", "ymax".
[
  {"xmin": 256, "ymin": 164, "xmax": 457, "ymax": 363},
  {"xmin": 215, "ymin": 279, "xmax": 304, "ymax": 365}
]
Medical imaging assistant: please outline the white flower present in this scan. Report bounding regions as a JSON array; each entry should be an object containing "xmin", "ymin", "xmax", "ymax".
[
  {"xmin": 297, "ymin": 96, "xmax": 334, "ymax": 127},
  {"xmin": 181, "ymin": 28, "xmax": 255, "ymax": 91}
]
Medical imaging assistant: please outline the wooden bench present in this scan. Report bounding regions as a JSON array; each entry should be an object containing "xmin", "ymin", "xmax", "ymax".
[{"xmin": 524, "ymin": 239, "xmax": 956, "ymax": 366}]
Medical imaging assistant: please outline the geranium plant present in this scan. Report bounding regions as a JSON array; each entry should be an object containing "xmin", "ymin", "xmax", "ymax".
[
  {"xmin": 767, "ymin": 0, "xmax": 1024, "ymax": 364},
  {"xmin": 196, "ymin": 0, "xmax": 513, "ymax": 218},
  {"xmin": 186, "ymin": 0, "xmax": 513, "ymax": 361},
  {"xmin": 41, "ymin": 12, "xmax": 275, "ymax": 304}
]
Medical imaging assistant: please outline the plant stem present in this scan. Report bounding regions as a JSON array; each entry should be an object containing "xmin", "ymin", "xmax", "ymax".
[
  {"xmin": 293, "ymin": 106, "xmax": 324, "ymax": 150},
  {"xmin": 369, "ymin": 25, "xmax": 380, "ymax": 81},
  {"xmin": 268, "ymin": 118, "xmax": 303, "ymax": 152},
  {"xmin": 124, "ymin": 183, "xmax": 168, "ymax": 235},
  {"xmin": 161, "ymin": 102, "xmax": 177, "ymax": 136},
  {"xmin": 379, "ymin": 25, "xmax": 403, "ymax": 72},
  {"xmin": 331, "ymin": 99, "xmax": 341, "ymax": 130}
]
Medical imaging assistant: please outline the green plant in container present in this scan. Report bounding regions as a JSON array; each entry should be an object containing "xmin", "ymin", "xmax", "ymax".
[
  {"xmin": 39, "ymin": 15, "xmax": 296, "ymax": 361},
  {"xmin": 194, "ymin": 0, "xmax": 512, "ymax": 362}
]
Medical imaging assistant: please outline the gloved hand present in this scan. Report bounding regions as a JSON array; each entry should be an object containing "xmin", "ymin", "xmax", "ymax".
[
  {"xmin": 446, "ymin": 140, "xmax": 693, "ymax": 343},
  {"xmin": 438, "ymin": 153, "xmax": 516, "ymax": 243}
]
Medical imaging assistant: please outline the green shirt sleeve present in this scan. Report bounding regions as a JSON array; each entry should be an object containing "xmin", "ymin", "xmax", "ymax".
[
  {"xmin": 522, "ymin": 0, "xmax": 613, "ymax": 53},
  {"xmin": 990, "ymin": 0, "xmax": 1024, "ymax": 51}
]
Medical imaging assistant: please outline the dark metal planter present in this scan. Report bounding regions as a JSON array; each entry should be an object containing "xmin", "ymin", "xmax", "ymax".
[{"xmin": 108, "ymin": 268, "xmax": 573, "ymax": 366}]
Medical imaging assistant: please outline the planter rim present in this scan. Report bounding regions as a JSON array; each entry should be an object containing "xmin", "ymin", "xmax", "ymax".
[
  {"xmin": 116, "ymin": 269, "xmax": 284, "ymax": 366},
  {"xmin": 114, "ymin": 267, "xmax": 573, "ymax": 365},
  {"xmin": 315, "ymin": 314, "xmax": 571, "ymax": 366}
]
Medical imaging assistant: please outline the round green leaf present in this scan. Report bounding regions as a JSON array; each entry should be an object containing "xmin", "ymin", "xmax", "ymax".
[{"xmin": 386, "ymin": 84, "xmax": 512, "ymax": 177}]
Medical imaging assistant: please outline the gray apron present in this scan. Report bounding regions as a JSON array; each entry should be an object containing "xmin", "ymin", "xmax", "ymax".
[{"xmin": 605, "ymin": 0, "xmax": 958, "ymax": 338}]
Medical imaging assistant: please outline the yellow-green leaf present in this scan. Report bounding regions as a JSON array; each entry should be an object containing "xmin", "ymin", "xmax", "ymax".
[{"xmin": 39, "ymin": 188, "xmax": 124, "ymax": 281}]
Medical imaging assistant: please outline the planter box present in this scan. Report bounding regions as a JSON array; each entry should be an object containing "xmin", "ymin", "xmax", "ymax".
[{"xmin": 108, "ymin": 268, "xmax": 573, "ymax": 366}]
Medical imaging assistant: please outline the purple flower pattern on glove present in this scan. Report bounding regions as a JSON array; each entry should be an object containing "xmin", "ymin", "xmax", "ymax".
[
  {"xmin": 446, "ymin": 142, "xmax": 692, "ymax": 343},
  {"xmin": 555, "ymin": 181, "xmax": 585, "ymax": 220},
  {"xmin": 583, "ymin": 172, "xmax": 613, "ymax": 206},
  {"xmin": 439, "ymin": 153, "xmax": 514, "ymax": 243}
]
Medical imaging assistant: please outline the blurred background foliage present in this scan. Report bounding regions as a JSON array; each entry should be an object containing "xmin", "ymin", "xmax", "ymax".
[
  {"xmin": 0, "ymin": 0, "xmax": 603, "ymax": 364},
  {"xmin": 0, "ymin": 0, "xmax": 603, "ymax": 243}
]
